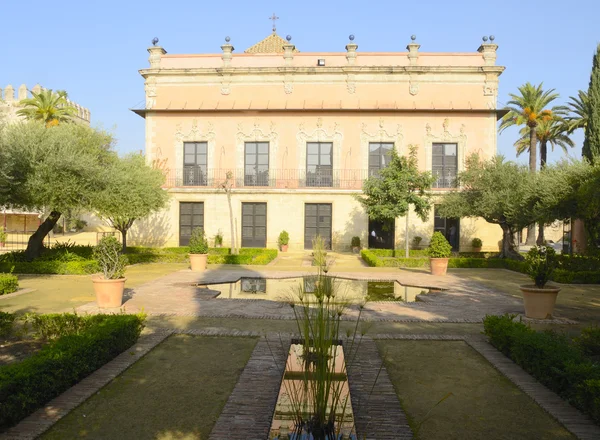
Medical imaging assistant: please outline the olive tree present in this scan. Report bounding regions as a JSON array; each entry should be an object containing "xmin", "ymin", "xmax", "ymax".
[
  {"xmin": 0, "ymin": 121, "xmax": 114, "ymax": 260},
  {"xmin": 93, "ymin": 154, "xmax": 169, "ymax": 253}
]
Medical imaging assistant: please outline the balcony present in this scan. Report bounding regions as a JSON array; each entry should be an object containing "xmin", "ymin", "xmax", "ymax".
[{"xmin": 164, "ymin": 168, "xmax": 371, "ymax": 190}]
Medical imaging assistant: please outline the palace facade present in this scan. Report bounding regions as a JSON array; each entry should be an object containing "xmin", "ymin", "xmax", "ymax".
[{"xmin": 134, "ymin": 32, "xmax": 506, "ymax": 251}]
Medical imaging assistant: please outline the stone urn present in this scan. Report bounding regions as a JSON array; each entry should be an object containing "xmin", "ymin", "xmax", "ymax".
[
  {"xmin": 429, "ymin": 258, "xmax": 449, "ymax": 276},
  {"xmin": 189, "ymin": 253, "xmax": 208, "ymax": 271},
  {"xmin": 520, "ymin": 285, "xmax": 561, "ymax": 319},
  {"xmin": 92, "ymin": 276, "xmax": 126, "ymax": 308}
]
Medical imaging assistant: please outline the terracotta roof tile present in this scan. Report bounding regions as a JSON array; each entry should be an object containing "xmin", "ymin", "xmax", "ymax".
[{"xmin": 244, "ymin": 32, "xmax": 300, "ymax": 54}]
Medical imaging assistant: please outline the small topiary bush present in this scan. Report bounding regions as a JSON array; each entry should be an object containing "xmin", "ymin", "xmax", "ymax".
[
  {"xmin": 471, "ymin": 237, "xmax": 483, "ymax": 248},
  {"xmin": 412, "ymin": 236, "xmax": 423, "ymax": 249},
  {"xmin": 351, "ymin": 236, "xmax": 361, "ymax": 248},
  {"xmin": 0, "ymin": 311, "xmax": 15, "ymax": 338},
  {"xmin": 0, "ymin": 313, "xmax": 145, "ymax": 429},
  {"xmin": 427, "ymin": 232, "xmax": 452, "ymax": 258},
  {"xmin": 524, "ymin": 245, "xmax": 557, "ymax": 288},
  {"xmin": 189, "ymin": 228, "xmax": 209, "ymax": 254},
  {"xmin": 278, "ymin": 230, "xmax": 290, "ymax": 246},
  {"xmin": 93, "ymin": 236, "xmax": 126, "ymax": 279},
  {"xmin": 483, "ymin": 315, "xmax": 600, "ymax": 424},
  {"xmin": 0, "ymin": 273, "xmax": 18, "ymax": 295}
]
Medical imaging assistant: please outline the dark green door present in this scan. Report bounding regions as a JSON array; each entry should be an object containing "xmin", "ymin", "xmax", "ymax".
[
  {"xmin": 179, "ymin": 202, "xmax": 204, "ymax": 246},
  {"xmin": 242, "ymin": 203, "xmax": 267, "ymax": 248},
  {"xmin": 304, "ymin": 203, "xmax": 332, "ymax": 249}
]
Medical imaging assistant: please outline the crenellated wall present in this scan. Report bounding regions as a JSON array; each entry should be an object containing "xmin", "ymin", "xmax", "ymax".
[{"xmin": 0, "ymin": 84, "xmax": 91, "ymax": 124}]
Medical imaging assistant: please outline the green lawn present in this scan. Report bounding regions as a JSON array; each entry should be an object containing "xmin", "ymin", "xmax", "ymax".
[
  {"xmin": 378, "ymin": 340, "xmax": 575, "ymax": 440},
  {"xmin": 0, "ymin": 263, "xmax": 187, "ymax": 315},
  {"xmin": 42, "ymin": 335, "xmax": 257, "ymax": 440}
]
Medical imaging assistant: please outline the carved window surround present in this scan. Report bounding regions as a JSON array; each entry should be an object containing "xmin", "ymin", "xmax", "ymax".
[
  {"xmin": 174, "ymin": 120, "xmax": 217, "ymax": 171},
  {"xmin": 297, "ymin": 118, "xmax": 343, "ymax": 172},
  {"xmin": 360, "ymin": 120, "xmax": 404, "ymax": 166},
  {"xmin": 236, "ymin": 121, "xmax": 279, "ymax": 172},
  {"xmin": 424, "ymin": 118, "xmax": 467, "ymax": 173}
]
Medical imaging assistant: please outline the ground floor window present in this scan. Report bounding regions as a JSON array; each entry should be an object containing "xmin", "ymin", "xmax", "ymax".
[
  {"xmin": 368, "ymin": 218, "xmax": 395, "ymax": 249},
  {"xmin": 241, "ymin": 203, "xmax": 267, "ymax": 248},
  {"xmin": 179, "ymin": 202, "xmax": 204, "ymax": 246},
  {"xmin": 304, "ymin": 203, "xmax": 332, "ymax": 249},
  {"xmin": 433, "ymin": 206, "xmax": 459, "ymax": 251}
]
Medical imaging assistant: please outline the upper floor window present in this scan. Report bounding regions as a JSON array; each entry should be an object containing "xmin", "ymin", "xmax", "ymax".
[
  {"xmin": 432, "ymin": 143, "xmax": 457, "ymax": 188},
  {"xmin": 183, "ymin": 142, "xmax": 207, "ymax": 186},
  {"xmin": 368, "ymin": 142, "xmax": 394, "ymax": 176},
  {"xmin": 306, "ymin": 142, "xmax": 333, "ymax": 187},
  {"xmin": 244, "ymin": 142, "xmax": 269, "ymax": 186}
]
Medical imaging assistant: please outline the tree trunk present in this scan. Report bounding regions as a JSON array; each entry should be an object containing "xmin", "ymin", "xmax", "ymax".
[
  {"xmin": 405, "ymin": 211, "xmax": 409, "ymax": 258},
  {"xmin": 120, "ymin": 228, "xmax": 128, "ymax": 253},
  {"xmin": 535, "ymin": 139, "xmax": 548, "ymax": 246},
  {"xmin": 525, "ymin": 126, "xmax": 538, "ymax": 246},
  {"xmin": 226, "ymin": 190, "xmax": 237, "ymax": 255},
  {"xmin": 25, "ymin": 211, "xmax": 61, "ymax": 261},
  {"xmin": 499, "ymin": 223, "xmax": 523, "ymax": 260}
]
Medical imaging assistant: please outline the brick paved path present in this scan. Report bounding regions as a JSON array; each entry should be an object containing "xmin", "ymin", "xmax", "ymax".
[{"xmin": 77, "ymin": 268, "xmax": 576, "ymax": 324}]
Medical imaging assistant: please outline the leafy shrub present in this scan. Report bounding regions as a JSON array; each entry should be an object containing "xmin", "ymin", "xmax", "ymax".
[
  {"xmin": 0, "ymin": 313, "xmax": 145, "ymax": 429},
  {"xmin": 471, "ymin": 237, "xmax": 483, "ymax": 248},
  {"xmin": 93, "ymin": 236, "xmax": 126, "ymax": 279},
  {"xmin": 0, "ymin": 227, "xmax": 6, "ymax": 245},
  {"xmin": 214, "ymin": 231, "xmax": 223, "ymax": 246},
  {"xmin": 67, "ymin": 218, "xmax": 87, "ymax": 232},
  {"xmin": 0, "ymin": 312, "xmax": 15, "ymax": 338},
  {"xmin": 483, "ymin": 315, "xmax": 600, "ymax": 424},
  {"xmin": 278, "ymin": 230, "xmax": 290, "ymax": 246},
  {"xmin": 575, "ymin": 326, "xmax": 600, "ymax": 357},
  {"xmin": 412, "ymin": 236, "xmax": 423, "ymax": 249},
  {"xmin": 427, "ymin": 232, "xmax": 452, "ymax": 258},
  {"xmin": 0, "ymin": 260, "xmax": 99, "ymax": 275},
  {"xmin": 189, "ymin": 228, "xmax": 208, "ymax": 254},
  {"xmin": 396, "ymin": 257, "xmax": 429, "ymax": 268},
  {"xmin": 22, "ymin": 312, "xmax": 111, "ymax": 340},
  {"xmin": 0, "ymin": 273, "xmax": 18, "ymax": 295},
  {"xmin": 360, "ymin": 250, "xmax": 399, "ymax": 267},
  {"xmin": 525, "ymin": 245, "xmax": 557, "ymax": 288},
  {"xmin": 351, "ymin": 236, "xmax": 361, "ymax": 248}
]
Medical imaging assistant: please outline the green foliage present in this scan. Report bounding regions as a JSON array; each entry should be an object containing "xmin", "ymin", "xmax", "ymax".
[
  {"xmin": 0, "ymin": 311, "xmax": 15, "ymax": 338},
  {"xmin": 67, "ymin": 218, "xmax": 87, "ymax": 232},
  {"xmin": 483, "ymin": 315, "xmax": 600, "ymax": 424},
  {"xmin": 471, "ymin": 238, "xmax": 483, "ymax": 248},
  {"xmin": 412, "ymin": 236, "xmax": 423, "ymax": 249},
  {"xmin": 22, "ymin": 312, "xmax": 114, "ymax": 340},
  {"xmin": 93, "ymin": 236, "xmax": 126, "ymax": 279},
  {"xmin": 0, "ymin": 260, "xmax": 98, "ymax": 275},
  {"xmin": 356, "ymin": 145, "xmax": 434, "ymax": 223},
  {"xmin": 566, "ymin": 90, "xmax": 590, "ymax": 133},
  {"xmin": 427, "ymin": 232, "xmax": 452, "ymax": 258},
  {"xmin": 584, "ymin": 43, "xmax": 600, "ymax": 163},
  {"xmin": 16, "ymin": 89, "xmax": 76, "ymax": 125},
  {"xmin": 524, "ymin": 245, "xmax": 557, "ymax": 288},
  {"xmin": 575, "ymin": 326, "xmax": 600, "ymax": 357},
  {"xmin": 0, "ymin": 273, "xmax": 18, "ymax": 295},
  {"xmin": 214, "ymin": 231, "xmax": 223, "ymax": 246},
  {"xmin": 0, "ymin": 227, "xmax": 6, "ymax": 244},
  {"xmin": 93, "ymin": 153, "xmax": 169, "ymax": 248},
  {"xmin": 278, "ymin": 230, "xmax": 290, "ymax": 246},
  {"xmin": 351, "ymin": 236, "xmax": 361, "ymax": 247},
  {"xmin": 188, "ymin": 228, "xmax": 209, "ymax": 254},
  {"xmin": 0, "ymin": 313, "xmax": 145, "ymax": 429}
]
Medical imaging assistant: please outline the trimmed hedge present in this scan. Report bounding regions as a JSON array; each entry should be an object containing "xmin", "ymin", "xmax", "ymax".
[
  {"xmin": 0, "ymin": 260, "xmax": 99, "ymax": 275},
  {"xmin": 127, "ymin": 247, "xmax": 278, "ymax": 266},
  {"xmin": 483, "ymin": 315, "xmax": 600, "ymax": 424},
  {"xmin": 0, "ymin": 273, "xmax": 18, "ymax": 295},
  {"xmin": 0, "ymin": 313, "xmax": 145, "ymax": 429}
]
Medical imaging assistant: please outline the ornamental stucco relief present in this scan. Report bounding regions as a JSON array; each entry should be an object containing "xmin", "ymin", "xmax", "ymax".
[
  {"xmin": 174, "ymin": 120, "xmax": 217, "ymax": 171},
  {"xmin": 424, "ymin": 118, "xmax": 467, "ymax": 173},
  {"xmin": 236, "ymin": 120, "xmax": 279, "ymax": 172},
  {"xmin": 297, "ymin": 118, "xmax": 343, "ymax": 172},
  {"xmin": 360, "ymin": 119, "xmax": 404, "ymax": 166}
]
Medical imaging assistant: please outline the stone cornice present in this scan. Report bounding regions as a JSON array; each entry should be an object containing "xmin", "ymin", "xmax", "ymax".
[{"xmin": 139, "ymin": 65, "xmax": 504, "ymax": 79}]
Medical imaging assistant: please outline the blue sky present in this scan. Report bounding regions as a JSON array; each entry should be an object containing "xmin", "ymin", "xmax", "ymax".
[{"xmin": 2, "ymin": 0, "xmax": 598, "ymax": 165}]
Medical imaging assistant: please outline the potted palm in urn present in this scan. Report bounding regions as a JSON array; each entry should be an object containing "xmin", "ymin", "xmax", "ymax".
[
  {"xmin": 278, "ymin": 230, "xmax": 289, "ymax": 252},
  {"xmin": 92, "ymin": 235, "xmax": 127, "ymax": 308},
  {"xmin": 427, "ymin": 231, "xmax": 452, "ymax": 276},
  {"xmin": 189, "ymin": 227, "xmax": 209, "ymax": 272},
  {"xmin": 520, "ymin": 245, "xmax": 560, "ymax": 319}
]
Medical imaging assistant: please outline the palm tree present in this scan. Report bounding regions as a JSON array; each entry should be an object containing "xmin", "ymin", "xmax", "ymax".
[
  {"xmin": 565, "ymin": 90, "xmax": 590, "ymax": 133},
  {"xmin": 499, "ymin": 82, "xmax": 566, "ymax": 245},
  {"xmin": 16, "ymin": 89, "xmax": 76, "ymax": 127}
]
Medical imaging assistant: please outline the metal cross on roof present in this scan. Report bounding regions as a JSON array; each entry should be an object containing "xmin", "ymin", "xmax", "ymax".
[{"xmin": 269, "ymin": 13, "xmax": 279, "ymax": 32}]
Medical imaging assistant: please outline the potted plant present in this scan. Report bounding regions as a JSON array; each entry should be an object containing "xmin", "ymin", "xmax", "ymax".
[
  {"xmin": 214, "ymin": 230, "xmax": 223, "ymax": 248},
  {"xmin": 278, "ymin": 230, "xmax": 290, "ymax": 252},
  {"xmin": 471, "ymin": 237, "xmax": 483, "ymax": 252},
  {"xmin": 351, "ymin": 236, "xmax": 361, "ymax": 253},
  {"xmin": 412, "ymin": 236, "xmax": 423, "ymax": 250},
  {"xmin": 520, "ymin": 245, "xmax": 560, "ymax": 319},
  {"xmin": 189, "ymin": 227, "xmax": 209, "ymax": 271},
  {"xmin": 427, "ymin": 232, "xmax": 452, "ymax": 276},
  {"xmin": 92, "ymin": 235, "xmax": 127, "ymax": 308},
  {"xmin": 0, "ymin": 227, "xmax": 6, "ymax": 248}
]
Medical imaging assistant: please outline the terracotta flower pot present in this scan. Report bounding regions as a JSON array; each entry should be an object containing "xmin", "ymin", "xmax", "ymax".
[
  {"xmin": 429, "ymin": 258, "xmax": 449, "ymax": 276},
  {"xmin": 520, "ymin": 285, "xmax": 561, "ymax": 319},
  {"xmin": 473, "ymin": 247, "xmax": 482, "ymax": 253},
  {"xmin": 189, "ymin": 253, "xmax": 208, "ymax": 271},
  {"xmin": 280, "ymin": 244, "xmax": 288, "ymax": 252},
  {"xmin": 352, "ymin": 246, "xmax": 360, "ymax": 254},
  {"xmin": 92, "ymin": 276, "xmax": 126, "ymax": 308}
]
